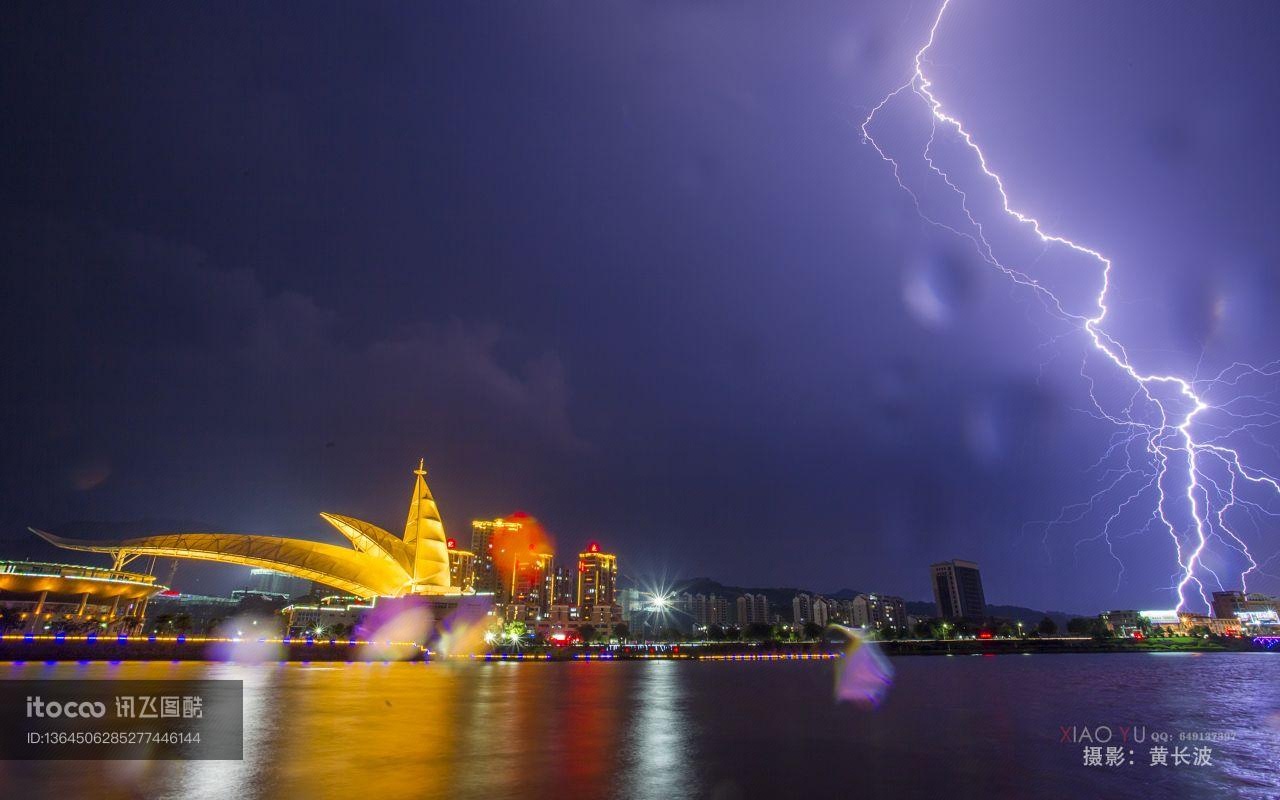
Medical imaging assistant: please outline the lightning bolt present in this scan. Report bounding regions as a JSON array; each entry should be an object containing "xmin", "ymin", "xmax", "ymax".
[{"xmin": 862, "ymin": 0, "xmax": 1280, "ymax": 611}]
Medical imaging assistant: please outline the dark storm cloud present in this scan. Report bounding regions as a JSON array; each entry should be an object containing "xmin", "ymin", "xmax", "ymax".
[
  {"xmin": 2, "ymin": 1, "xmax": 1279, "ymax": 608},
  {"xmin": 19, "ymin": 220, "xmax": 578, "ymax": 449},
  {"xmin": 1, "ymin": 216, "xmax": 582, "ymax": 539}
]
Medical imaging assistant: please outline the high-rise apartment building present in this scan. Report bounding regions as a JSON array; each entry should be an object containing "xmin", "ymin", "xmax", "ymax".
[
  {"xmin": 469, "ymin": 518, "xmax": 523, "ymax": 595},
  {"xmin": 792, "ymin": 593, "xmax": 813, "ymax": 625},
  {"xmin": 811, "ymin": 597, "xmax": 832, "ymax": 628},
  {"xmin": 736, "ymin": 593, "xmax": 769, "ymax": 626},
  {"xmin": 851, "ymin": 593, "xmax": 908, "ymax": 633},
  {"xmin": 576, "ymin": 542, "xmax": 617, "ymax": 609},
  {"xmin": 691, "ymin": 593, "xmax": 730, "ymax": 628},
  {"xmin": 506, "ymin": 550, "xmax": 554, "ymax": 620},
  {"xmin": 551, "ymin": 564, "xmax": 577, "ymax": 606}
]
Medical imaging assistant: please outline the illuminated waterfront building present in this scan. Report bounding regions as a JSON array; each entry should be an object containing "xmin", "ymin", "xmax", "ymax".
[
  {"xmin": 1235, "ymin": 610, "xmax": 1280, "ymax": 629},
  {"xmin": 0, "ymin": 560, "xmax": 164, "ymax": 634},
  {"xmin": 1100, "ymin": 609, "xmax": 1144, "ymax": 636},
  {"xmin": 32, "ymin": 460, "xmax": 494, "ymax": 649},
  {"xmin": 584, "ymin": 603, "xmax": 623, "ymax": 628},
  {"xmin": 851, "ymin": 593, "xmax": 908, "ymax": 633},
  {"xmin": 547, "ymin": 603, "xmax": 581, "ymax": 626},
  {"xmin": 145, "ymin": 591, "xmax": 240, "ymax": 634},
  {"xmin": 505, "ymin": 549, "xmax": 554, "ymax": 621},
  {"xmin": 562, "ymin": 540, "xmax": 622, "ymax": 634},
  {"xmin": 470, "ymin": 518, "xmax": 521, "ymax": 594},
  {"xmin": 931, "ymin": 559, "xmax": 986, "ymax": 622},
  {"xmin": 242, "ymin": 568, "xmax": 311, "ymax": 600},
  {"xmin": 1178, "ymin": 612, "xmax": 1240, "ymax": 636},
  {"xmin": 484, "ymin": 515, "xmax": 554, "ymax": 610},
  {"xmin": 576, "ymin": 542, "xmax": 617, "ymax": 610},
  {"xmin": 551, "ymin": 565, "xmax": 577, "ymax": 606},
  {"xmin": 281, "ymin": 595, "xmax": 373, "ymax": 637},
  {"xmin": 1140, "ymin": 609, "xmax": 1242, "ymax": 636},
  {"xmin": 446, "ymin": 539, "xmax": 476, "ymax": 591},
  {"xmin": 1211, "ymin": 590, "xmax": 1279, "ymax": 620},
  {"xmin": 146, "ymin": 589, "xmax": 291, "ymax": 636},
  {"xmin": 1140, "ymin": 609, "xmax": 1181, "ymax": 631},
  {"xmin": 33, "ymin": 460, "xmax": 465, "ymax": 600}
]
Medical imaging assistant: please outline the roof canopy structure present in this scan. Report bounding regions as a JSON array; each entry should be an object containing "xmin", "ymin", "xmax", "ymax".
[
  {"xmin": 32, "ymin": 460, "xmax": 457, "ymax": 599},
  {"xmin": 0, "ymin": 560, "xmax": 160, "ymax": 602}
]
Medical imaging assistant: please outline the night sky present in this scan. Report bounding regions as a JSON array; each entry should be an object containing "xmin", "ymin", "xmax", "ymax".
[{"xmin": 4, "ymin": 1, "xmax": 1280, "ymax": 612}]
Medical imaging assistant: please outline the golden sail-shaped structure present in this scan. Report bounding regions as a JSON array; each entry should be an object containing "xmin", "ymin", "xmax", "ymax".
[
  {"xmin": 403, "ymin": 459, "xmax": 451, "ymax": 591},
  {"xmin": 31, "ymin": 460, "xmax": 460, "ymax": 599}
]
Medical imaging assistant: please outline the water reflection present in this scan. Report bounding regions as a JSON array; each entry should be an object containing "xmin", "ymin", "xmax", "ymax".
[
  {"xmin": 0, "ymin": 655, "xmax": 1276, "ymax": 799},
  {"xmin": 164, "ymin": 663, "xmax": 283, "ymax": 800},
  {"xmin": 557, "ymin": 663, "xmax": 622, "ymax": 791},
  {"xmin": 619, "ymin": 661, "xmax": 695, "ymax": 799}
]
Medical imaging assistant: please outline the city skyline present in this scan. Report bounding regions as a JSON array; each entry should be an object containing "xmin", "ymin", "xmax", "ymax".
[
  {"xmin": 12, "ymin": 453, "xmax": 1043, "ymax": 609},
  {"xmin": 18, "ymin": 456, "xmax": 1273, "ymax": 624}
]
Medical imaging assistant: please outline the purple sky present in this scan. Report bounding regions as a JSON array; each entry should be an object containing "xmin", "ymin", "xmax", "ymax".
[{"xmin": 3, "ymin": 1, "xmax": 1279, "ymax": 612}]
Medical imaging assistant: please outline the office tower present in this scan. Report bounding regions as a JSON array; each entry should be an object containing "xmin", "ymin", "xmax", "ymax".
[
  {"xmin": 1211, "ymin": 590, "xmax": 1280, "ymax": 620},
  {"xmin": 931, "ymin": 559, "xmax": 986, "ymax": 621}
]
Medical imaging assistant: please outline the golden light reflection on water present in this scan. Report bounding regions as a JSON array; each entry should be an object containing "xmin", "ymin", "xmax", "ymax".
[{"xmin": 0, "ymin": 660, "xmax": 638, "ymax": 800}]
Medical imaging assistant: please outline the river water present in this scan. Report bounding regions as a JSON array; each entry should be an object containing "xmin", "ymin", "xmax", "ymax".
[{"xmin": 1, "ymin": 653, "xmax": 1277, "ymax": 799}]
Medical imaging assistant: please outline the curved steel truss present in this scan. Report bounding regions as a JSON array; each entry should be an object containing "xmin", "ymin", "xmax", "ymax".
[{"xmin": 31, "ymin": 460, "xmax": 457, "ymax": 599}]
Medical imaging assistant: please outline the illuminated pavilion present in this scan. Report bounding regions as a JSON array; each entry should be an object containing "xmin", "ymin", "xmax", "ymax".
[
  {"xmin": 0, "ymin": 560, "xmax": 163, "ymax": 633},
  {"xmin": 32, "ymin": 459, "xmax": 467, "ymax": 601}
]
